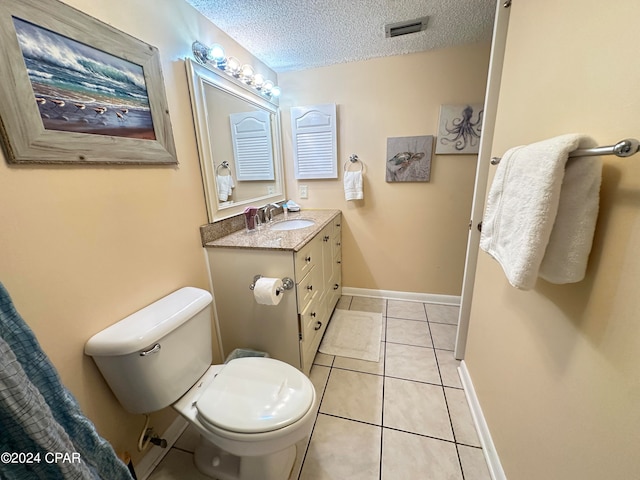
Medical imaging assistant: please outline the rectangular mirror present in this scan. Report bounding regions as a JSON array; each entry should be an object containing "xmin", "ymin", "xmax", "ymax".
[{"xmin": 185, "ymin": 58, "xmax": 285, "ymax": 221}]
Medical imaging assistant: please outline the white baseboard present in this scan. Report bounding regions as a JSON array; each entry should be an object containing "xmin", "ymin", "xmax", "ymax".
[
  {"xmin": 458, "ymin": 361, "xmax": 507, "ymax": 480},
  {"xmin": 342, "ymin": 287, "xmax": 460, "ymax": 306},
  {"xmin": 135, "ymin": 415, "xmax": 189, "ymax": 480}
]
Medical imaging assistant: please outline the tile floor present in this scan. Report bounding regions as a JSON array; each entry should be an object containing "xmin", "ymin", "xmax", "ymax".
[{"xmin": 147, "ymin": 296, "xmax": 491, "ymax": 480}]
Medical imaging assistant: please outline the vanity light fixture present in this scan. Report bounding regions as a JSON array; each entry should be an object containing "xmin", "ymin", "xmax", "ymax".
[{"xmin": 191, "ymin": 40, "xmax": 281, "ymax": 99}]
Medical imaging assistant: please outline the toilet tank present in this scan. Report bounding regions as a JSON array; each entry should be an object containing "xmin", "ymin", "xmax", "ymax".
[{"xmin": 85, "ymin": 287, "xmax": 213, "ymax": 414}]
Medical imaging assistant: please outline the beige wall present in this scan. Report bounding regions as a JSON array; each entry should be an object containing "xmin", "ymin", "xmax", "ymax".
[
  {"xmin": 0, "ymin": 0, "xmax": 275, "ymax": 464},
  {"xmin": 466, "ymin": 1, "xmax": 640, "ymax": 479},
  {"xmin": 278, "ymin": 43, "xmax": 491, "ymax": 296}
]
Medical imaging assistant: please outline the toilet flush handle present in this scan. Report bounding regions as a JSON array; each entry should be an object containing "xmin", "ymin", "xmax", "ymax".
[{"xmin": 139, "ymin": 343, "xmax": 161, "ymax": 356}]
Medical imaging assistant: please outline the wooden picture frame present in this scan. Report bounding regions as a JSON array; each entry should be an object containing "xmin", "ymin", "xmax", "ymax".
[{"xmin": 0, "ymin": 0, "xmax": 177, "ymax": 165}]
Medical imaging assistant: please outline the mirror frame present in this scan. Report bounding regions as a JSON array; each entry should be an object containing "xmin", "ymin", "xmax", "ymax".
[{"xmin": 185, "ymin": 58, "xmax": 285, "ymax": 222}]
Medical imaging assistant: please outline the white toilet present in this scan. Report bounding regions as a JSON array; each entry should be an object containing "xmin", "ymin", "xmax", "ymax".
[{"xmin": 84, "ymin": 287, "xmax": 316, "ymax": 480}]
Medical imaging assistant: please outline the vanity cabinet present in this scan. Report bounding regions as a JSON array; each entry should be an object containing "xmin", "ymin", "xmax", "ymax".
[
  {"xmin": 205, "ymin": 211, "xmax": 341, "ymax": 375},
  {"xmin": 296, "ymin": 215, "xmax": 342, "ymax": 373}
]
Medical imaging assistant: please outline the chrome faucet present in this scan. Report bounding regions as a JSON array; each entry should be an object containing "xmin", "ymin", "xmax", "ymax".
[
  {"xmin": 260, "ymin": 205, "xmax": 270, "ymax": 223},
  {"xmin": 262, "ymin": 203, "xmax": 279, "ymax": 223}
]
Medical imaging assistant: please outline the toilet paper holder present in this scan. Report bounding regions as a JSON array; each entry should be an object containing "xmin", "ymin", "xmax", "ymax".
[{"xmin": 249, "ymin": 275, "xmax": 294, "ymax": 293}]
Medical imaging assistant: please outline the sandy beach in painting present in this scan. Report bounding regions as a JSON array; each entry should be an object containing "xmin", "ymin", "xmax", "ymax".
[
  {"xmin": 33, "ymin": 84, "xmax": 156, "ymax": 140},
  {"xmin": 14, "ymin": 17, "xmax": 156, "ymax": 140}
]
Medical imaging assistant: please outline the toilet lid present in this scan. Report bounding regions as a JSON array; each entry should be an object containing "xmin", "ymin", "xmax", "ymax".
[{"xmin": 195, "ymin": 357, "xmax": 314, "ymax": 433}]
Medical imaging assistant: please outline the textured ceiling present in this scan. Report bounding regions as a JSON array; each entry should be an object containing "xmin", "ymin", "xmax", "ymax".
[{"xmin": 186, "ymin": 0, "xmax": 497, "ymax": 72}]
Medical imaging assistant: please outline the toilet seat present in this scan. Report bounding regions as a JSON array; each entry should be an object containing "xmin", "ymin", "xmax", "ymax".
[{"xmin": 195, "ymin": 357, "xmax": 314, "ymax": 434}]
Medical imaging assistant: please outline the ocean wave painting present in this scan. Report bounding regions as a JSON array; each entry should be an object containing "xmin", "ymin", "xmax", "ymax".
[{"xmin": 13, "ymin": 16, "xmax": 156, "ymax": 140}]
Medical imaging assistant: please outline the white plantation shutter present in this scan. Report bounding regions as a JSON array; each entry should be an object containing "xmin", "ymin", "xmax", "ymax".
[
  {"xmin": 230, "ymin": 110, "xmax": 275, "ymax": 181},
  {"xmin": 291, "ymin": 104, "xmax": 337, "ymax": 179}
]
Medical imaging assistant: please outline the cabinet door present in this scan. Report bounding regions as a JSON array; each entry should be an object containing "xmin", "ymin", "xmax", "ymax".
[
  {"xmin": 229, "ymin": 111, "xmax": 275, "ymax": 181},
  {"xmin": 291, "ymin": 104, "xmax": 337, "ymax": 180}
]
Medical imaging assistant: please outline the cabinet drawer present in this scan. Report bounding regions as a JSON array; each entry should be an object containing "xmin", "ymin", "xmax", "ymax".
[
  {"xmin": 296, "ymin": 266, "xmax": 320, "ymax": 313},
  {"xmin": 294, "ymin": 236, "xmax": 321, "ymax": 279},
  {"xmin": 300, "ymin": 295, "xmax": 326, "ymax": 344},
  {"xmin": 333, "ymin": 215, "xmax": 342, "ymax": 236},
  {"xmin": 303, "ymin": 307, "xmax": 329, "ymax": 373},
  {"xmin": 332, "ymin": 231, "xmax": 341, "ymax": 255}
]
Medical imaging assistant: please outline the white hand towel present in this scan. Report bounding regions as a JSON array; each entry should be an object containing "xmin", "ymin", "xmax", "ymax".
[
  {"xmin": 216, "ymin": 174, "xmax": 235, "ymax": 201},
  {"xmin": 480, "ymin": 134, "xmax": 601, "ymax": 290},
  {"xmin": 344, "ymin": 170, "xmax": 363, "ymax": 201},
  {"xmin": 539, "ymin": 152, "xmax": 602, "ymax": 284}
]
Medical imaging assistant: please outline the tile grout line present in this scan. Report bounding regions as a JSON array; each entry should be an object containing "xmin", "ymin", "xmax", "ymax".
[
  {"xmin": 379, "ymin": 299, "xmax": 388, "ymax": 480},
  {"xmin": 297, "ymin": 354, "xmax": 335, "ymax": 479},
  {"xmin": 424, "ymin": 303, "xmax": 466, "ymax": 480},
  {"xmin": 341, "ymin": 296, "xmax": 386, "ymax": 479},
  {"xmin": 317, "ymin": 411, "xmax": 466, "ymax": 447}
]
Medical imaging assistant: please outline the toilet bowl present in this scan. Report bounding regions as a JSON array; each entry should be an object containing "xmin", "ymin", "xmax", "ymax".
[
  {"xmin": 174, "ymin": 359, "xmax": 316, "ymax": 480},
  {"xmin": 84, "ymin": 287, "xmax": 315, "ymax": 480}
]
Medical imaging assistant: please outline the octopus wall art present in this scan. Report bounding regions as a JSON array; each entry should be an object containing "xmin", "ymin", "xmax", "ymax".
[{"xmin": 435, "ymin": 104, "xmax": 484, "ymax": 154}]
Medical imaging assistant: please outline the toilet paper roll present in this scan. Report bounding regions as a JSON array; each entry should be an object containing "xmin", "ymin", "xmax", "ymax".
[{"xmin": 253, "ymin": 277, "xmax": 284, "ymax": 305}]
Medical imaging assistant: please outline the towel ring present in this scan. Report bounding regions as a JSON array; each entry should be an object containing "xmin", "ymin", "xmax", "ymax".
[
  {"xmin": 344, "ymin": 154, "xmax": 364, "ymax": 172},
  {"xmin": 216, "ymin": 161, "xmax": 232, "ymax": 175}
]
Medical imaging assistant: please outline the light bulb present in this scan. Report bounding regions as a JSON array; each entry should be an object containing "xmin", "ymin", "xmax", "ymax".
[
  {"xmin": 262, "ymin": 80, "xmax": 273, "ymax": 94},
  {"xmin": 226, "ymin": 56, "xmax": 241, "ymax": 76},
  {"xmin": 192, "ymin": 41, "xmax": 212, "ymax": 64},
  {"xmin": 253, "ymin": 73, "xmax": 265, "ymax": 89},
  {"xmin": 271, "ymin": 86, "xmax": 281, "ymax": 97},
  {"xmin": 240, "ymin": 64, "xmax": 254, "ymax": 83},
  {"xmin": 210, "ymin": 44, "xmax": 226, "ymax": 66}
]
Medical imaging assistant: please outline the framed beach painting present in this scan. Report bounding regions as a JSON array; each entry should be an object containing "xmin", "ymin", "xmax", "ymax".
[
  {"xmin": 0, "ymin": 0, "xmax": 177, "ymax": 164},
  {"xmin": 435, "ymin": 104, "xmax": 484, "ymax": 155}
]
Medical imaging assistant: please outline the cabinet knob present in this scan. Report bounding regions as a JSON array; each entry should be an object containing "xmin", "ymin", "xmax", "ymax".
[
  {"xmin": 323, "ymin": 235, "xmax": 330, "ymax": 242},
  {"xmin": 307, "ymin": 284, "xmax": 313, "ymax": 291},
  {"xmin": 336, "ymin": 242, "xmax": 341, "ymax": 246},
  {"xmin": 337, "ymin": 260, "xmax": 341, "ymax": 264},
  {"xmin": 314, "ymin": 321, "xmax": 322, "ymax": 330},
  {"xmin": 305, "ymin": 256, "xmax": 311, "ymax": 262},
  {"xmin": 311, "ymin": 312, "xmax": 316, "ymax": 318},
  {"xmin": 336, "ymin": 223, "xmax": 341, "ymax": 227},
  {"xmin": 334, "ymin": 284, "xmax": 340, "ymax": 290}
]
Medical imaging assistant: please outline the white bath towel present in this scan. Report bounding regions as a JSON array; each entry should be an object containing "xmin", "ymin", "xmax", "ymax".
[
  {"xmin": 480, "ymin": 134, "xmax": 602, "ymax": 290},
  {"xmin": 216, "ymin": 174, "xmax": 235, "ymax": 201},
  {"xmin": 344, "ymin": 170, "xmax": 363, "ymax": 201}
]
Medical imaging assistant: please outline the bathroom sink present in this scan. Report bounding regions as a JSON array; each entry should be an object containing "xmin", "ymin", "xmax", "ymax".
[{"xmin": 269, "ymin": 219, "xmax": 315, "ymax": 231}]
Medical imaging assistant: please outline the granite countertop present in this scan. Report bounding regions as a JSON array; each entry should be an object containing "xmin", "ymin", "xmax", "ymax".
[{"xmin": 204, "ymin": 209, "xmax": 340, "ymax": 252}]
